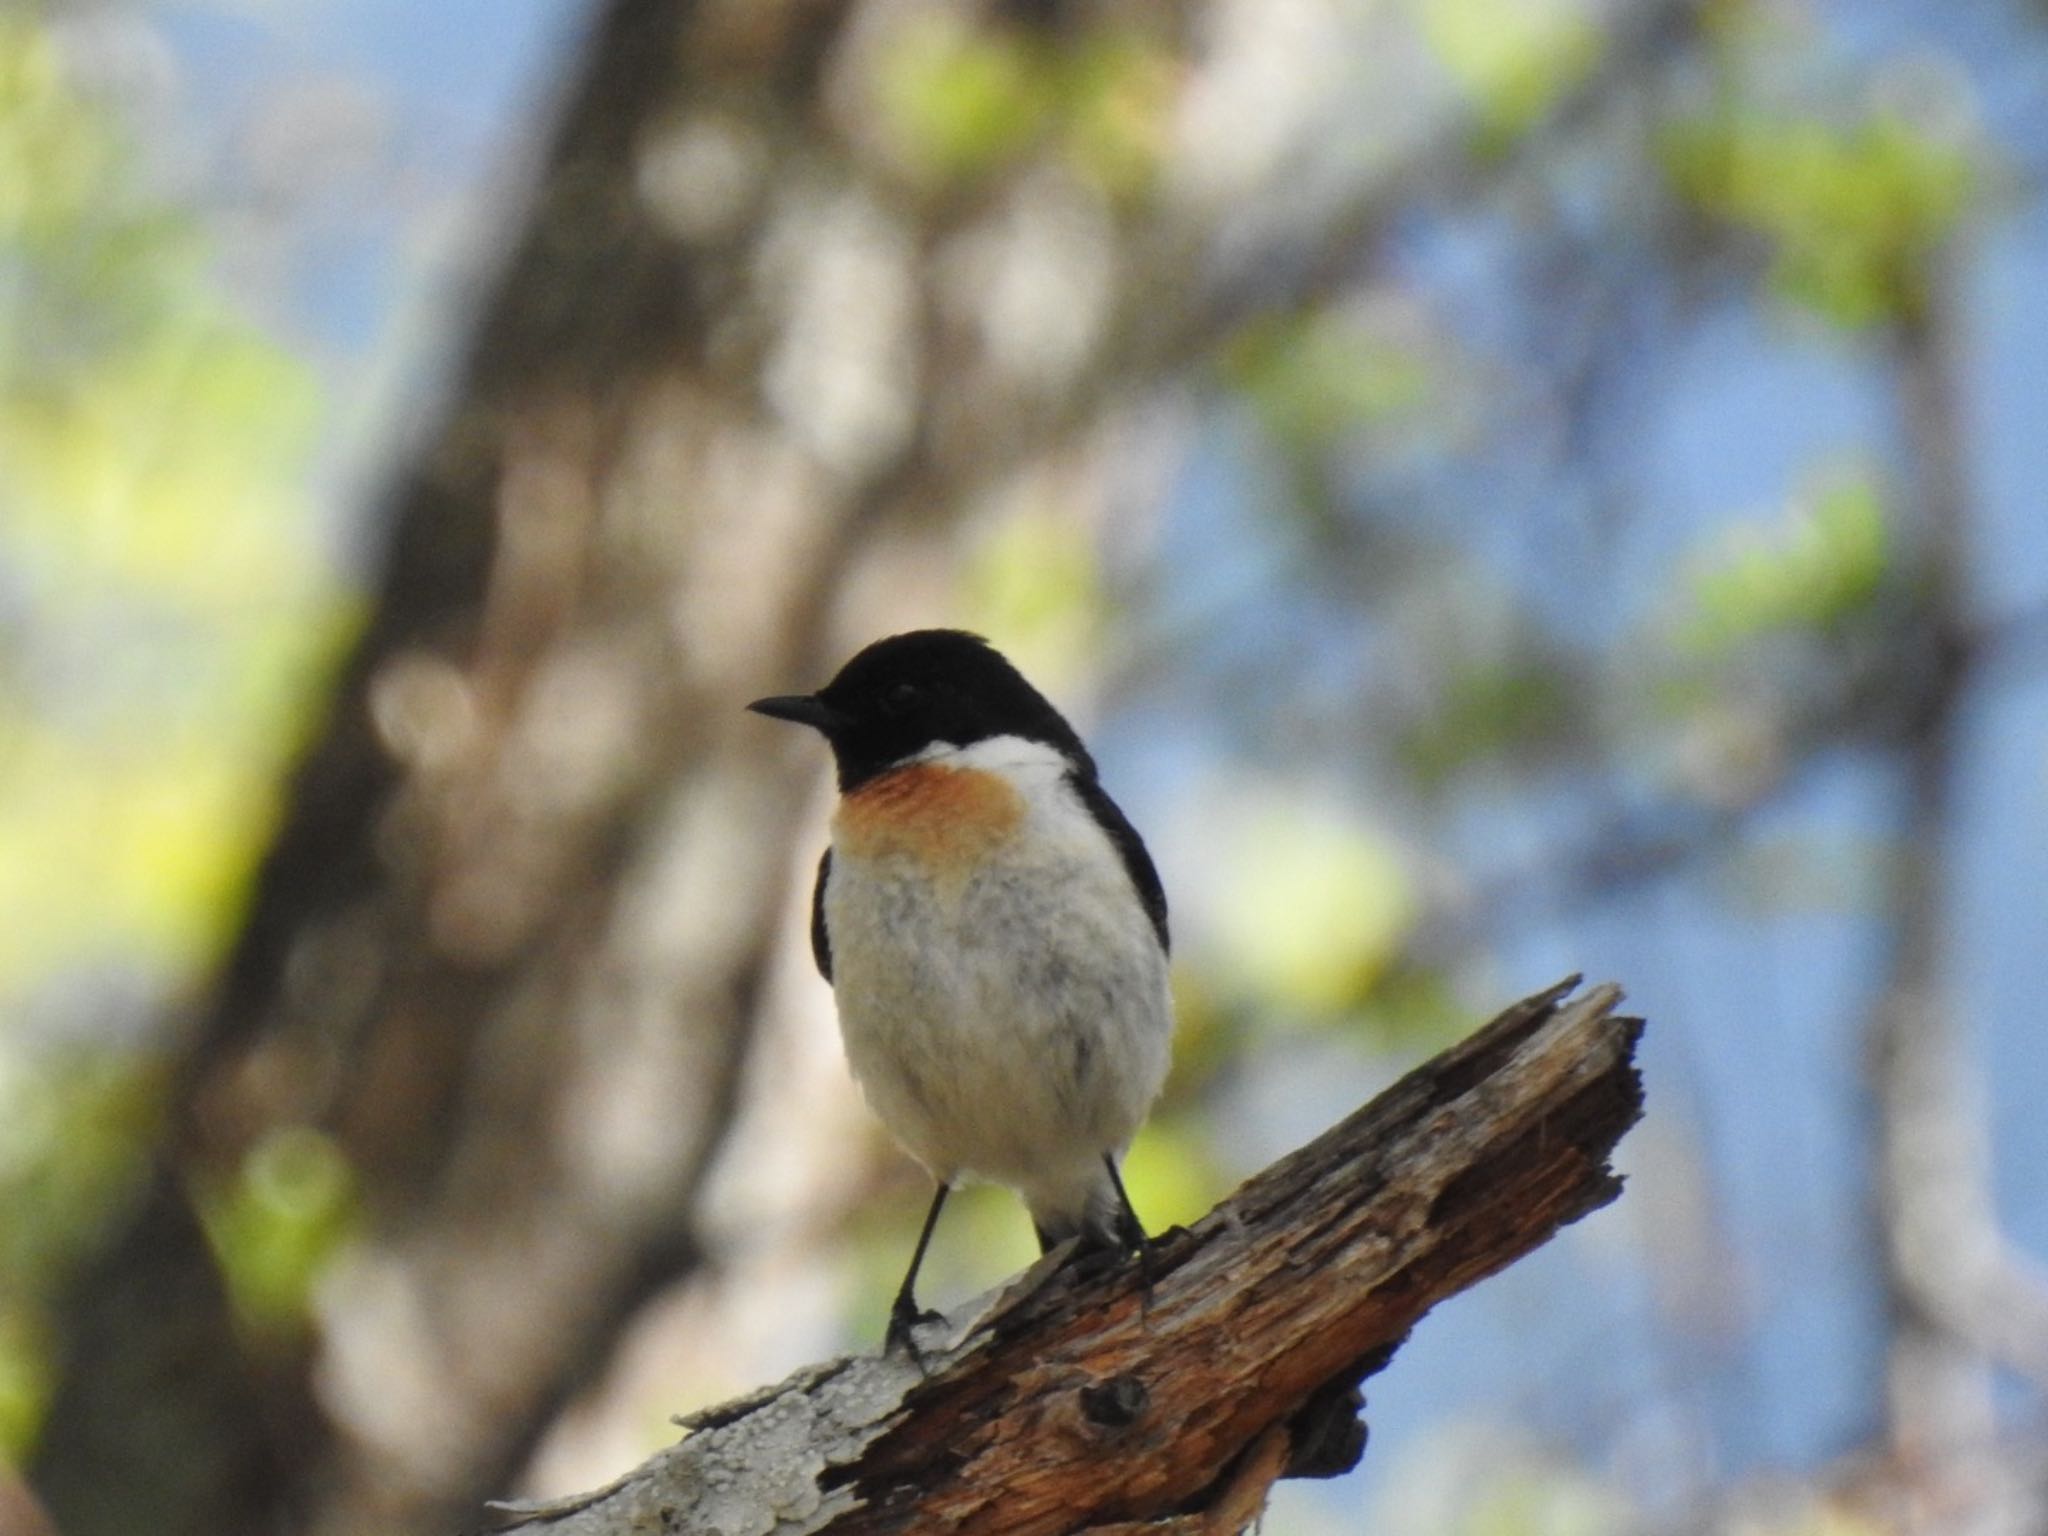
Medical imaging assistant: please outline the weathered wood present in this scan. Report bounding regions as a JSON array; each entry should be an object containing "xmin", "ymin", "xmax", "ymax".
[{"xmin": 485, "ymin": 977, "xmax": 1644, "ymax": 1536}]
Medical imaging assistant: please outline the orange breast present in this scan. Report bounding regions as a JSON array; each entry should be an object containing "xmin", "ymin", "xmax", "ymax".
[{"xmin": 833, "ymin": 762, "xmax": 1025, "ymax": 873}]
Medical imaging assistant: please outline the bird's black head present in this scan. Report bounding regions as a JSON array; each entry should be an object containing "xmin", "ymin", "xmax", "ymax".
[{"xmin": 749, "ymin": 629, "xmax": 1093, "ymax": 791}]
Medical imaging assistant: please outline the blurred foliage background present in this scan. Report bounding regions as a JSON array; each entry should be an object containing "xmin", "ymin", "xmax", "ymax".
[{"xmin": 4, "ymin": 0, "xmax": 2048, "ymax": 1533}]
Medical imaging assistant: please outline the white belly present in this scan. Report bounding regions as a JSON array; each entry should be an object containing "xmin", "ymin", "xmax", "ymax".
[{"xmin": 824, "ymin": 746, "xmax": 1171, "ymax": 1230}]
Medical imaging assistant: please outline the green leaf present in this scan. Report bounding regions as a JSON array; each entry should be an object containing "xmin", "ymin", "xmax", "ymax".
[
  {"xmin": 1676, "ymin": 475, "xmax": 1890, "ymax": 656},
  {"xmin": 877, "ymin": 17, "xmax": 1053, "ymax": 185},
  {"xmin": 1663, "ymin": 108, "xmax": 1974, "ymax": 326},
  {"xmin": 1412, "ymin": 0, "xmax": 1602, "ymax": 146},
  {"xmin": 1227, "ymin": 307, "xmax": 1433, "ymax": 453},
  {"xmin": 1058, "ymin": 31, "xmax": 1173, "ymax": 198},
  {"xmin": 1211, "ymin": 799, "xmax": 1413, "ymax": 1017},
  {"xmin": 194, "ymin": 1127, "xmax": 360, "ymax": 1343},
  {"xmin": 959, "ymin": 509, "xmax": 1104, "ymax": 690}
]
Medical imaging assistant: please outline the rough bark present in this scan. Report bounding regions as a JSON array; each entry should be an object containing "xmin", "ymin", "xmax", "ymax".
[{"xmin": 485, "ymin": 976, "xmax": 1644, "ymax": 1536}]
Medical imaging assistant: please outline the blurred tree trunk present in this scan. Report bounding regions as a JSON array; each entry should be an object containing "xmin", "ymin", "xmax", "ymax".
[
  {"xmin": 32, "ymin": 2, "xmax": 927, "ymax": 1531},
  {"xmin": 1868, "ymin": 275, "xmax": 1991, "ymax": 1471},
  {"xmin": 1866, "ymin": 276, "xmax": 2048, "ymax": 1515}
]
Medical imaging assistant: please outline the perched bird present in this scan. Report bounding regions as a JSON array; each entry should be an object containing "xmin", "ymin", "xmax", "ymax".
[{"xmin": 750, "ymin": 630, "xmax": 1172, "ymax": 1350}]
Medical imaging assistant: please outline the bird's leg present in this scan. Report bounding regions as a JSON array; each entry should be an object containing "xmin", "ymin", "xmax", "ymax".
[
  {"xmin": 1102, "ymin": 1152, "xmax": 1159, "ymax": 1315},
  {"xmin": 1031, "ymin": 1158, "xmax": 1155, "ymax": 1292},
  {"xmin": 885, "ymin": 1182, "xmax": 950, "ymax": 1356},
  {"xmin": 1102, "ymin": 1153, "xmax": 1149, "ymax": 1258}
]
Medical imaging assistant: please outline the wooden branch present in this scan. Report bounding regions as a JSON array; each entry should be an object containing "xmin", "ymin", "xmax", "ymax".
[{"xmin": 484, "ymin": 977, "xmax": 1644, "ymax": 1536}]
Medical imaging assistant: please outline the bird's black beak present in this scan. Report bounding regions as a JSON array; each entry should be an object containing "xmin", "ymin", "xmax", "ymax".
[{"xmin": 747, "ymin": 693, "xmax": 845, "ymax": 734}]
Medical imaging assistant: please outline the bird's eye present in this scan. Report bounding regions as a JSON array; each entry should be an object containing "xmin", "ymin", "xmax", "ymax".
[{"xmin": 880, "ymin": 681, "xmax": 921, "ymax": 716}]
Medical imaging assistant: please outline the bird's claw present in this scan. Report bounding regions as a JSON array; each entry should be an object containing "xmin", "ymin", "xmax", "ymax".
[{"xmin": 885, "ymin": 1297, "xmax": 945, "ymax": 1364}]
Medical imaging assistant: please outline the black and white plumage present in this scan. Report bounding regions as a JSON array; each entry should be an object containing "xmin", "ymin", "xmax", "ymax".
[{"xmin": 750, "ymin": 630, "xmax": 1172, "ymax": 1348}]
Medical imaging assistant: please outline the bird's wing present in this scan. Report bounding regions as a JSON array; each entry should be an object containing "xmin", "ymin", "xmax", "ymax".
[
  {"xmin": 810, "ymin": 847, "xmax": 833, "ymax": 982},
  {"xmin": 1069, "ymin": 773, "xmax": 1169, "ymax": 954}
]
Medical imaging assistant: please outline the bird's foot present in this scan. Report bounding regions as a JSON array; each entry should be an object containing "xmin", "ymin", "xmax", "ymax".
[
  {"xmin": 1133, "ymin": 1231, "xmax": 1159, "ymax": 1319},
  {"xmin": 885, "ymin": 1295, "xmax": 946, "ymax": 1366},
  {"xmin": 1060, "ymin": 1232, "xmax": 1130, "ymax": 1283}
]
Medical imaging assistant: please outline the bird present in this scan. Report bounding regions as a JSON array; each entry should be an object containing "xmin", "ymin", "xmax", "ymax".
[{"xmin": 749, "ymin": 629, "xmax": 1172, "ymax": 1352}]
